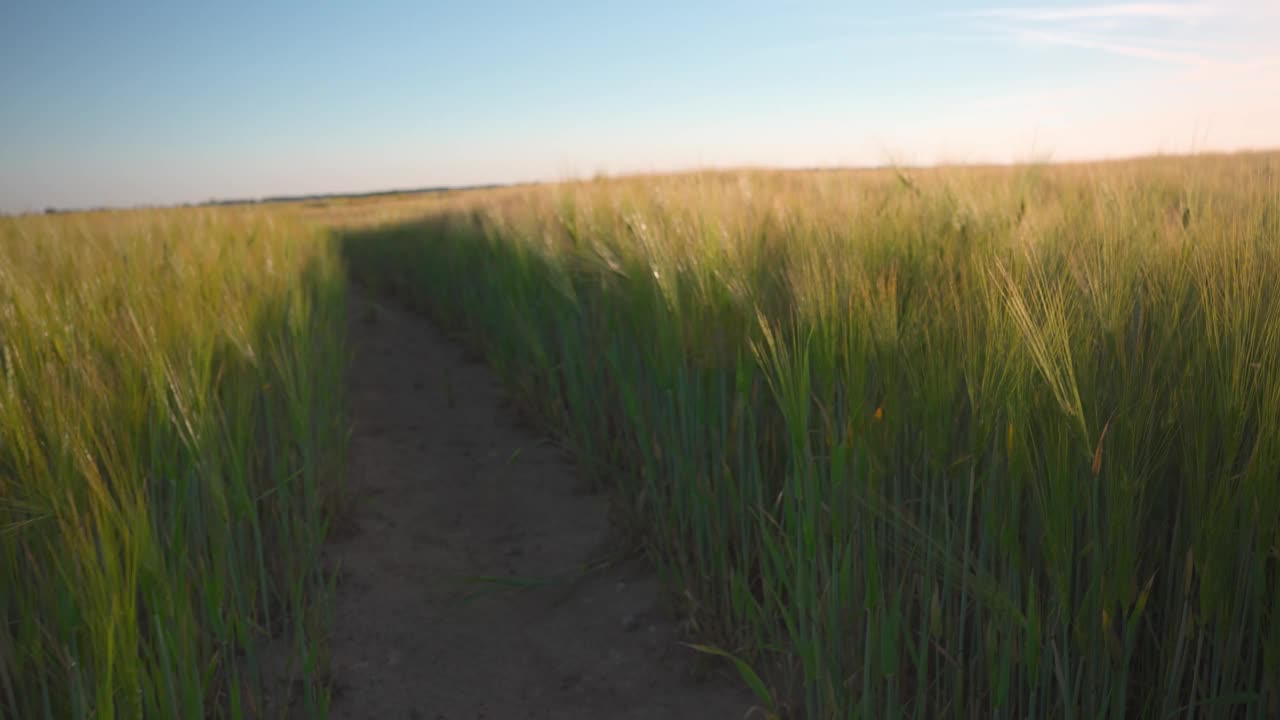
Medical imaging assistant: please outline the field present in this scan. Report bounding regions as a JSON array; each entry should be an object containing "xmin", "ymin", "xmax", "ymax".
[
  {"xmin": 4, "ymin": 151, "xmax": 1280, "ymax": 718},
  {"xmin": 0, "ymin": 211, "xmax": 347, "ymax": 717}
]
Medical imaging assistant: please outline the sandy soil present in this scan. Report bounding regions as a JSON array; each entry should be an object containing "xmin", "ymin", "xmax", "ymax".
[{"xmin": 324, "ymin": 285, "xmax": 755, "ymax": 720}]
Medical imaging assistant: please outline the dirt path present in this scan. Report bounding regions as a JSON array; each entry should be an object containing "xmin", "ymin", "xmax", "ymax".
[{"xmin": 325, "ymin": 286, "xmax": 754, "ymax": 720}]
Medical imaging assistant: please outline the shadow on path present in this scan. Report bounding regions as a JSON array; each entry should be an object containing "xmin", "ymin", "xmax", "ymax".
[{"xmin": 326, "ymin": 285, "xmax": 754, "ymax": 719}]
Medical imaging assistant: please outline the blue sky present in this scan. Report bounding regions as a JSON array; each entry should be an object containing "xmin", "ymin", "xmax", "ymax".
[{"xmin": 2, "ymin": 1, "xmax": 1277, "ymax": 212}]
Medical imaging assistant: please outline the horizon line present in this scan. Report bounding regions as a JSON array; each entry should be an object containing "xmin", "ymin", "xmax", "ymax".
[{"xmin": 9, "ymin": 145, "xmax": 1278, "ymax": 218}]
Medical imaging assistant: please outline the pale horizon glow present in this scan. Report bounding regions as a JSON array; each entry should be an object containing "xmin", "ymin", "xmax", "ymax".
[{"xmin": 2, "ymin": 1, "xmax": 1278, "ymax": 213}]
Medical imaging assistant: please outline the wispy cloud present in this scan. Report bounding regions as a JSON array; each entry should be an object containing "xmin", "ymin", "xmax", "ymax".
[
  {"xmin": 959, "ymin": 3, "xmax": 1216, "ymax": 22},
  {"xmin": 956, "ymin": 2, "xmax": 1275, "ymax": 70},
  {"xmin": 1009, "ymin": 27, "xmax": 1211, "ymax": 65}
]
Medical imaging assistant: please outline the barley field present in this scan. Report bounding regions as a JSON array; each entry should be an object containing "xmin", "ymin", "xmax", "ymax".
[
  {"xmin": 342, "ymin": 152, "xmax": 1280, "ymax": 718},
  {"xmin": 0, "ymin": 210, "xmax": 346, "ymax": 718},
  {"xmin": 4, "ymin": 151, "xmax": 1280, "ymax": 718}
]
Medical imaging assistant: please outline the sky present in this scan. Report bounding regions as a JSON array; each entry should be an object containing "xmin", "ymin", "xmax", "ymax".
[{"xmin": 1, "ymin": 1, "xmax": 1278, "ymax": 213}]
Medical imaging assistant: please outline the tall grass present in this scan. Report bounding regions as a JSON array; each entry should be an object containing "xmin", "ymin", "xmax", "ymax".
[
  {"xmin": 343, "ymin": 153, "xmax": 1280, "ymax": 718},
  {"xmin": 0, "ymin": 209, "xmax": 346, "ymax": 718}
]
